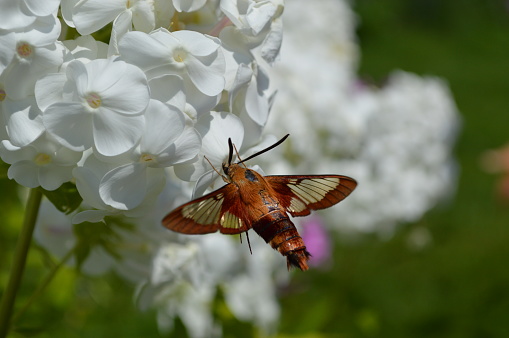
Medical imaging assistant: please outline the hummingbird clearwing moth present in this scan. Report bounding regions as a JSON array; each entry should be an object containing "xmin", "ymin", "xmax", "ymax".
[{"xmin": 162, "ymin": 134, "xmax": 357, "ymax": 271}]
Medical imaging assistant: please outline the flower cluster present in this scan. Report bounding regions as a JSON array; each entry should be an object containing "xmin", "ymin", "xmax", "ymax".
[{"xmin": 1, "ymin": 0, "xmax": 285, "ymax": 335}]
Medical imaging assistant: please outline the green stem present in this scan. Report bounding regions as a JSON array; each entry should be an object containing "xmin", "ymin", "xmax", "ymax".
[
  {"xmin": 11, "ymin": 248, "xmax": 75, "ymax": 325},
  {"xmin": 0, "ymin": 188, "xmax": 43, "ymax": 338}
]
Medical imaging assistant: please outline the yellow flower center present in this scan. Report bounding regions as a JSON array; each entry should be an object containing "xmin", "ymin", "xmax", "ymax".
[
  {"xmin": 173, "ymin": 48, "xmax": 187, "ymax": 63},
  {"xmin": 86, "ymin": 92, "xmax": 102, "ymax": 109},
  {"xmin": 140, "ymin": 153, "xmax": 156, "ymax": 163},
  {"xmin": 17, "ymin": 42, "xmax": 33, "ymax": 58},
  {"xmin": 34, "ymin": 153, "xmax": 52, "ymax": 166}
]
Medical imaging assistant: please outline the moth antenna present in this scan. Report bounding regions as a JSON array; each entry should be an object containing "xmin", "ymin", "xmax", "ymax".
[
  {"xmin": 204, "ymin": 155, "xmax": 228, "ymax": 181},
  {"xmin": 238, "ymin": 134, "xmax": 290, "ymax": 164},
  {"xmin": 232, "ymin": 143, "xmax": 247, "ymax": 168},
  {"xmin": 227, "ymin": 138, "xmax": 234, "ymax": 165}
]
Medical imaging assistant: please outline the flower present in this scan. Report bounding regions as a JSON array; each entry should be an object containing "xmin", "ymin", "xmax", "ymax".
[
  {"xmin": 118, "ymin": 29, "xmax": 226, "ymax": 112},
  {"xmin": 0, "ymin": 133, "xmax": 82, "ymax": 190},
  {"xmin": 38, "ymin": 58, "xmax": 150, "ymax": 156},
  {"xmin": 1, "ymin": 14, "xmax": 64, "ymax": 146}
]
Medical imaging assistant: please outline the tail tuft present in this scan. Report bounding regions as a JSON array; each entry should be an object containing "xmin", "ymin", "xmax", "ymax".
[{"xmin": 286, "ymin": 249, "xmax": 311, "ymax": 271}]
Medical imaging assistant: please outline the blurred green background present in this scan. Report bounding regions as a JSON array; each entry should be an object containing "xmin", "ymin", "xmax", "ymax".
[{"xmin": 2, "ymin": 0, "xmax": 509, "ymax": 337}]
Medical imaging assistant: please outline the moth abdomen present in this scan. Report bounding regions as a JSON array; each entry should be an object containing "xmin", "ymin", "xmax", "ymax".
[{"xmin": 253, "ymin": 211, "xmax": 310, "ymax": 271}]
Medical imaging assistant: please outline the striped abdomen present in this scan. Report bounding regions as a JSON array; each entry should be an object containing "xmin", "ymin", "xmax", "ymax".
[{"xmin": 252, "ymin": 210, "xmax": 311, "ymax": 271}]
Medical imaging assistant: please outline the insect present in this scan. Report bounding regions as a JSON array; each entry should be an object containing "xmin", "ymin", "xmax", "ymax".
[{"xmin": 162, "ymin": 134, "xmax": 357, "ymax": 271}]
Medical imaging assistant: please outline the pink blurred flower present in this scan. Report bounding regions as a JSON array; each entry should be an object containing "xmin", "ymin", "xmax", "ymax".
[{"xmin": 300, "ymin": 215, "xmax": 332, "ymax": 268}]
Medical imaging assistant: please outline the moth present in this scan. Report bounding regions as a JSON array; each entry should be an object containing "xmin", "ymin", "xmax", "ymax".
[{"xmin": 162, "ymin": 134, "xmax": 357, "ymax": 271}]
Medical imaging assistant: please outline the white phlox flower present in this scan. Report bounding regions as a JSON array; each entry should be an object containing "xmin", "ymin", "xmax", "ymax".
[
  {"xmin": 0, "ymin": 15, "xmax": 64, "ymax": 147},
  {"xmin": 39, "ymin": 58, "xmax": 150, "ymax": 156},
  {"xmin": 118, "ymin": 29, "xmax": 226, "ymax": 111},
  {"xmin": 0, "ymin": 133, "xmax": 82, "ymax": 190},
  {"xmin": 3, "ymin": 14, "xmax": 63, "ymax": 100}
]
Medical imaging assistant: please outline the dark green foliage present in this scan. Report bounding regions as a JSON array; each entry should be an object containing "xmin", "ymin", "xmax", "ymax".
[{"xmin": 40, "ymin": 182, "xmax": 82, "ymax": 215}]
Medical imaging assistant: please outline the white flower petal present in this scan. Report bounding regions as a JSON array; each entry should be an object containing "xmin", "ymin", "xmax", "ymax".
[
  {"xmin": 148, "ymin": 74, "xmax": 186, "ymax": 109},
  {"xmin": 132, "ymin": 0, "xmax": 155, "ymax": 32},
  {"xmin": 24, "ymin": 0, "xmax": 60, "ymax": 17},
  {"xmin": 173, "ymin": 30, "xmax": 219, "ymax": 57},
  {"xmin": 38, "ymin": 165, "xmax": 74, "ymax": 190},
  {"xmin": 119, "ymin": 31, "xmax": 173, "ymax": 71},
  {"xmin": 3, "ymin": 98, "xmax": 45, "ymax": 147},
  {"xmin": 73, "ymin": 164, "xmax": 108, "ymax": 210},
  {"xmin": 8, "ymin": 161, "xmax": 39, "ymax": 188},
  {"xmin": 245, "ymin": 1, "xmax": 277, "ymax": 35},
  {"xmin": 99, "ymin": 162, "xmax": 147, "ymax": 210},
  {"xmin": 66, "ymin": 60, "xmax": 89, "ymax": 97},
  {"xmin": 0, "ymin": 139, "xmax": 36, "ymax": 164},
  {"xmin": 244, "ymin": 73, "xmax": 269, "ymax": 126},
  {"xmin": 92, "ymin": 112, "xmax": 144, "ymax": 156},
  {"xmin": 0, "ymin": 32, "xmax": 15, "ymax": 73},
  {"xmin": 173, "ymin": 0, "xmax": 207, "ymax": 12},
  {"xmin": 35, "ymin": 73, "xmax": 67, "ymax": 111},
  {"xmin": 157, "ymin": 126, "xmax": 201, "ymax": 166},
  {"xmin": 0, "ymin": 1, "xmax": 35, "ymax": 30},
  {"xmin": 60, "ymin": 0, "xmax": 79, "ymax": 28},
  {"xmin": 192, "ymin": 169, "xmax": 223, "ymax": 198},
  {"xmin": 260, "ymin": 17, "xmax": 283, "ymax": 64},
  {"xmin": 196, "ymin": 111, "xmax": 244, "ymax": 165},
  {"xmin": 186, "ymin": 53, "xmax": 225, "ymax": 96},
  {"xmin": 72, "ymin": 209, "xmax": 115, "ymax": 224},
  {"xmin": 73, "ymin": 0, "xmax": 126, "ymax": 35},
  {"xmin": 43, "ymin": 102, "xmax": 94, "ymax": 151},
  {"xmin": 16, "ymin": 15, "xmax": 61, "ymax": 48},
  {"xmin": 98, "ymin": 63, "xmax": 150, "ymax": 115},
  {"xmin": 108, "ymin": 10, "xmax": 133, "ymax": 57},
  {"xmin": 141, "ymin": 100, "xmax": 185, "ymax": 155}
]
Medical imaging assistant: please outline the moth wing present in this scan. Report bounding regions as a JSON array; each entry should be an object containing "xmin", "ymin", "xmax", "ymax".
[
  {"xmin": 265, "ymin": 175, "xmax": 357, "ymax": 217},
  {"xmin": 162, "ymin": 183, "xmax": 250, "ymax": 235}
]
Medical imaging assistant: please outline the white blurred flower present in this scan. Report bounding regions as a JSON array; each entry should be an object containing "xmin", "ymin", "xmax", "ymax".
[
  {"xmin": 265, "ymin": 0, "xmax": 459, "ymax": 235},
  {"xmin": 0, "ymin": 133, "xmax": 82, "ymax": 190},
  {"xmin": 38, "ymin": 58, "xmax": 150, "ymax": 156}
]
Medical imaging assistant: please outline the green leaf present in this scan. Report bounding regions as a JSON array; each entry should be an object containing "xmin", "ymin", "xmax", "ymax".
[
  {"xmin": 40, "ymin": 182, "xmax": 83, "ymax": 214},
  {"xmin": 72, "ymin": 217, "xmax": 135, "ymax": 270}
]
